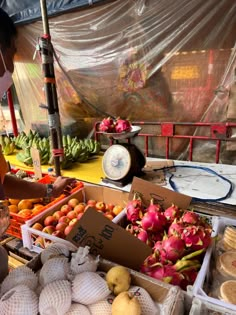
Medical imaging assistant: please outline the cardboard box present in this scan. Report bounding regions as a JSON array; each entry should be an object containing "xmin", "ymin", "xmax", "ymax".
[
  {"xmin": 22, "ymin": 184, "xmax": 129, "ymax": 254},
  {"xmin": 27, "ymin": 253, "xmax": 185, "ymax": 315},
  {"xmin": 128, "ymin": 177, "xmax": 192, "ymax": 209},
  {"xmin": 66, "ymin": 207, "xmax": 152, "ymax": 270},
  {"xmin": 64, "ymin": 177, "xmax": 201, "ymax": 271}
]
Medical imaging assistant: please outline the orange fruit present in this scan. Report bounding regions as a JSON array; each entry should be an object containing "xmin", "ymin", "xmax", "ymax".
[
  {"xmin": 8, "ymin": 205, "xmax": 19, "ymax": 213},
  {"xmin": 18, "ymin": 209, "xmax": 32, "ymax": 218},
  {"xmin": 18, "ymin": 200, "xmax": 33, "ymax": 210},
  {"xmin": 9, "ymin": 199, "xmax": 20, "ymax": 206},
  {"xmin": 31, "ymin": 222, "xmax": 44, "ymax": 231},
  {"xmin": 28, "ymin": 198, "xmax": 43, "ymax": 204},
  {"xmin": 32, "ymin": 205, "xmax": 44, "ymax": 215}
]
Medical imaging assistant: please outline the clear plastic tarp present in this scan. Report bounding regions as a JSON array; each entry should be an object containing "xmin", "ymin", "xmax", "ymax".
[{"xmin": 12, "ymin": 0, "xmax": 236, "ymax": 162}]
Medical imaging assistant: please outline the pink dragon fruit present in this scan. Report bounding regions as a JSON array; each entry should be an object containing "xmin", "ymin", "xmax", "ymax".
[
  {"xmin": 147, "ymin": 264, "xmax": 184, "ymax": 286},
  {"xmin": 145, "ymin": 198, "xmax": 162, "ymax": 213},
  {"xmin": 140, "ymin": 252, "xmax": 160, "ymax": 273},
  {"xmin": 164, "ymin": 204, "xmax": 181, "ymax": 223},
  {"xmin": 168, "ymin": 221, "xmax": 185, "ymax": 237},
  {"xmin": 115, "ymin": 119, "xmax": 132, "ymax": 133},
  {"xmin": 153, "ymin": 240, "xmax": 163, "ymax": 254},
  {"xmin": 136, "ymin": 229, "xmax": 149, "ymax": 243},
  {"xmin": 99, "ymin": 117, "xmax": 115, "ymax": 132},
  {"xmin": 126, "ymin": 195, "xmax": 143, "ymax": 223},
  {"xmin": 181, "ymin": 211, "xmax": 200, "ymax": 225},
  {"xmin": 159, "ymin": 236, "xmax": 186, "ymax": 263},
  {"xmin": 141, "ymin": 211, "xmax": 167, "ymax": 232},
  {"xmin": 181, "ymin": 225, "xmax": 212, "ymax": 250},
  {"xmin": 149, "ymin": 231, "xmax": 164, "ymax": 245},
  {"xmin": 126, "ymin": 223, "xmax": 139, "ymax": 235}
]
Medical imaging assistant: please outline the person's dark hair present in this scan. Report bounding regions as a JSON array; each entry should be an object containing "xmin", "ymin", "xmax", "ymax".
[{"xmin": 0, "ymin": 8, "xmax": 17, "ymax": 51}]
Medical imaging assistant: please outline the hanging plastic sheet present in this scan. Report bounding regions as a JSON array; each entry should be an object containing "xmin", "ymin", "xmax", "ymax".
[{"xmin": 11, "ymin": 0, "xmax": 236, "ymax": 162}]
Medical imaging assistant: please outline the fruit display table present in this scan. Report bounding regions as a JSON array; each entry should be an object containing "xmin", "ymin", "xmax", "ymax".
[
  {"xmin": 6, "ymin": 153, "xmax": 105, "ymax": 184},
  {"xmin": 6, "ymin": 154, "xmax": 236, "ymax": 207}
]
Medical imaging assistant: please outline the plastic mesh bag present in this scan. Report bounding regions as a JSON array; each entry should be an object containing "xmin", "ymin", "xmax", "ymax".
[
  {"xmin": 40, "ymin": 242, "xmax": 71, "ymax": 264},
  {"xmin": 69, "ymin": 246, "xmax": 99, "ymax": 277},
  {"xmin": 39, "ymin": 280, "xmax": 72, "ymax": 315},
  {"xmin": 129, "ymin": 285, "xmax": 160, "ymax": 315},
  {"xmin": 88, "ymin": 294, "xmax": 114, "ymax": 315},
  {"xmin": 0, "ymin": 284, "xmax": 38, "ymax": 315},
  {"xmin": 0, "ymin": 265, "xmax": 38, "ymax": 296},
  {"xmin": 39, "ymin": 257, "xmax": 70, "ymax": 287},
  {"xmin": 72, "ymin": 271, "xmax": 110, "ymax": 305},
  {"xmin": 65, "ymin": 303, "xmax": 91, "ymax": 315}
]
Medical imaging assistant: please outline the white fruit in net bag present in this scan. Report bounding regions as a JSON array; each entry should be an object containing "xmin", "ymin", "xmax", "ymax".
[
  {"xmin": 72, "ymin": 271, "xmax": 110, "ymax": 305},
  {"xmin": 88, "ymin": 294, "xmax": 115, "ymax": 315},
  {"xmin": 0, "ymin": 265, "xmax": 38, "ymax": 296},
  {"xmin": 65, "ymin": 303, "xmax": 91, "ymax": 315},
  {"xmin": 0, "ymin": 284, "xmax": 38, "ymax": 315},
  {"xmin": 39, "ymin": 280, "xmax": 72, "ymax": 315},
  {"xmin": 40, "ymin": 242, "xmax": 71, "ymax": 264},
  {"xmin": 129, "ymin": 286, "xmax": 159, "ymax": 315},
  {"xmin": 69, "ymin": 246, "xmax": 99, "ymax": 277},
  {"xmin": 39, "ymin": 257, "xmax": 70, "ymax": 287}
]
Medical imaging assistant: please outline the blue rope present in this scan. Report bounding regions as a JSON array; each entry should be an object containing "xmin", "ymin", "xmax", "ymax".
[{"xmin": 159, "ymin": 165, "xmax": 234, "ymax": 202}]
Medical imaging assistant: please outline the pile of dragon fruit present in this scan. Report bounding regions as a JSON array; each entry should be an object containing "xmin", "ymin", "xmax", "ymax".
[
  {"xmin": 125, "ymin": 194, "xmax": 213, "ymax": 290},
  {"xmin": 99, "ymin": 117, "xmax": 132, "ymax": 133}
]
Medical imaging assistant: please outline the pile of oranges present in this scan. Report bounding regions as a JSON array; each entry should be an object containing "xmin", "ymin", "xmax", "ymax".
[{"xmin": 8, "ymin": 198, "xmax": 45, "ymax": 218}]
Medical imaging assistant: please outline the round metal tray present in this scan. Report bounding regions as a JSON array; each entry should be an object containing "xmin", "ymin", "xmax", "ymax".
[{"xmin": 102, "ymin": 126, "xmax": 141, "ymax": 140}]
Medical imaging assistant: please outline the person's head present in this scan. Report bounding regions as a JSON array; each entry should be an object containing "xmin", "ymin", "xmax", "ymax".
[{"xmin": 0, "ymin": 8, "xmax": 17, "ymax": 76}]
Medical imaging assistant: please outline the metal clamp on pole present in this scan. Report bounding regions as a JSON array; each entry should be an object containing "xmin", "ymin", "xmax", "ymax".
[{"xmin": 39, "ymin": 0, "xmax": 64, "ymax": 176}]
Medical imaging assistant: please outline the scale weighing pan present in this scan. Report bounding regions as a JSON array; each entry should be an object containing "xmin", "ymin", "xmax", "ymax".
[{"xmin": 102, "ymin": 126, "xmax": 141, "ymax": 140}]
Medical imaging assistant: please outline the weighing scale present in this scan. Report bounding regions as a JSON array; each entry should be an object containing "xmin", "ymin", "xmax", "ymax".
[{"xmin": 102, "ymin": 126, "xmax": 146, "ymax": 187}]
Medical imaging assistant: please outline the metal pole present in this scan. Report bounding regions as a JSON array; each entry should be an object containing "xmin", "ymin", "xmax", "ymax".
[
  {"xmin": 7, "ymin": 88, "xmax": 18, "ymax": 136},
  {"xmin": 39, "ymin": 0, "xmax": 63, "ymax": 176}
]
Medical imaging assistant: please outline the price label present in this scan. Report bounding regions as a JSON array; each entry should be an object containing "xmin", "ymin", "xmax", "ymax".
[{"xmin": 31, "ymin": 147, "xmax": 42, "ymax": 179}]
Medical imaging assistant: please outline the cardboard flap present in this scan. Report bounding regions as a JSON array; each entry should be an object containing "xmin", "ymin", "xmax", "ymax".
[
  {"xmin": 129, "ymin": 177, "xmax": 192, "ymax": 209},
  {"xmin": 66, "ymin": 207, "xmax": 152, "ymax": 270}
]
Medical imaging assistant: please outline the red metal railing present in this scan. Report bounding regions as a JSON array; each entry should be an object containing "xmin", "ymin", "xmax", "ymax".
[{"xmin": 94, "ymin": 121, "xmax": 236, "ymax": 164}]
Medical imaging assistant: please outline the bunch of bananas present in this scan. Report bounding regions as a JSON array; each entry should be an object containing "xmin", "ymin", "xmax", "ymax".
[
  {"xmin": 79, "ymin": 138, "xmax": 101, "ymax": 155},
  {"xmin": 59, "ymin": 135, "xmax": 102, "ymax": 169},
  {"xmin": 14, "ymin": 129, "xmax": 40, "ymax": 149},
  {"xmin": 16, "ymin": 137, "xmax": 51, "ymax": 166},
  {"xmin": 12, "ymin": 130, "xmax": 102, "ymax": 169},
  {"xmin": 62, "ymin": 135, "xmax": 90, "ymax": 167},
  {"xmin": 0, "ymin": 135, "xmax": 15, "ymax": 155},
  {"xmin": 14, "ymin": 130, "xmax": 51, "ymax": 166}
]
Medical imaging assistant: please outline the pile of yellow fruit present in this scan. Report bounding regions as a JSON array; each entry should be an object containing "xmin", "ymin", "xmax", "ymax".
[{"xmin": 8, "ymin": 198, "xmax": 45, "ymax": 218}]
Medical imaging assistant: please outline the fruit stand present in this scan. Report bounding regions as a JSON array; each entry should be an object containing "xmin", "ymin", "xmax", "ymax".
[
  {"xmin": 2, "ymin": 146, "xmax": 236, "ymax": 314},
  {"xmin": 1, "ymin": 0, "xmax": 236, "ymax": 313}
]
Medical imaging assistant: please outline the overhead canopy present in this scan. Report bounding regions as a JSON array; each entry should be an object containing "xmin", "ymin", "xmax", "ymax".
[{"xmin": 1, "ymin": 0, "xmax": 108, "ymax": 24}]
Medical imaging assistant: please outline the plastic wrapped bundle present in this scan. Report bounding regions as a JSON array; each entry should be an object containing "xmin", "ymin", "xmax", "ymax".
[
  {"xmin": 39, "ymin": 257, "xmax": 70, "ymax": 287},
  {"xmin": 129, "ymin": 286, "xmax": 159, "ymax": 315},
  {"xmin": 65, "ymin": 303, "xmax": 91, "ymax": 315},
  {"xmin": 0, "ymin": 265, "xmax": 38, "ymax": 296},
  {"xmin": 88, "ymin": 294, "xmax": 114, "ymax": 315},
  {"xmin": 40, "ymin": 243, "xmax": 71, "ymax": 264},
  {"xmin": 39, "ymin": 280, "xmax": 72, "ymax": 315},
  {"xmin": 69, "ymin": 246, "xmax": 99, "ymax": 276},
  {"xmin": 72, "ymin": 271, "xmax": 110, "ymax": 305},
  {"xmin": 0, "ymin": 284, "xmax": 38, "ymax": 315}
]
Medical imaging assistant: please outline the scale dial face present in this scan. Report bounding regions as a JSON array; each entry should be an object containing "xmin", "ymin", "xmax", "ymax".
[{"xmin": 102, "ymin": 145, "xmax": 131, "ymax": 180}]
